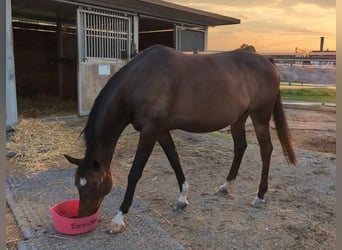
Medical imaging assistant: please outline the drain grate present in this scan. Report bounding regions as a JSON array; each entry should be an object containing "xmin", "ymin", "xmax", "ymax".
[{"xmin": 6, "ymin": 169, "xmax": 185, "ymax": 250}]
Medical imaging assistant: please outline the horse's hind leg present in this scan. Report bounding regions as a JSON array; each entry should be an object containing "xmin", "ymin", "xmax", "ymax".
[
  {"xmin": 217, "ymin": 114, "xmax": 248, "ymax": 195},
  {"xmin": 250, "ymin": 112, "xmax": 273, "ymax": 208},
  {"xmin": 158, "ymin": 131, "xmax": 189, "ymax": 211}
]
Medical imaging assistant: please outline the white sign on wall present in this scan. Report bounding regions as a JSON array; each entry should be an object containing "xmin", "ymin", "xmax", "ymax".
[{"xmin": 98, "ymin": 64, "xmax": 110, "ymax": 76}]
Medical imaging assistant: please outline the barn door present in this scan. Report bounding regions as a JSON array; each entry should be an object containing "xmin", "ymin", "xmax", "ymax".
[
  {"xmin": 175, "ymin": 25, "xmax": 207, "ymax": 52},
  {"xmin": 77, "ymin": 7, "xmax": 134, "ymax": 115}
]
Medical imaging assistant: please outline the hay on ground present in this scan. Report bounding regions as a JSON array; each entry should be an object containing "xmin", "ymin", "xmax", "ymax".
[
  {"xmin": 7, "ymin": 118, "xmax": 85, "ymax": 171},
  {"xmin": 17, "ymin": 95, "xmax": 78, "ymax": 119}
]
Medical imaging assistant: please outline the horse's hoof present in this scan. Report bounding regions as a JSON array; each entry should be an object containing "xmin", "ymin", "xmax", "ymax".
[
  {"xmin": 175, "ymin": 200, "xmax": 189, "ymax": 211},
  {"xmin": 108, "ymin": 222, "xmax": 126, "ymax": 234},
  {"xmin": 251, "ymin": 196, "xmax": 265, "ymax": 208},
  {"xmin": 215, "ymin": 181, "xmax": 234, "ymax": 196},
  {"xmin": 215, "ymin": 186, "xmax": 229, "ymax": 195}
]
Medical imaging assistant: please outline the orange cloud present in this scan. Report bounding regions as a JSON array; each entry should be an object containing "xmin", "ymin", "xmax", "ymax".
[{"xmin": 169, "ymin": 0, "xmax": 336, "ymax": 52}]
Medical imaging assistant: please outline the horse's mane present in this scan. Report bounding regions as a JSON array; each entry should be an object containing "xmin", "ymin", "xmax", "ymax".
[
  {"xmin": 82, "ymin": 89, "xmax": 105, "ymax": 149},
  {"xmin": 81, "ymin": 45, "xmax": 169, "ymax": 152},
  {"xmin": 81, "ymin": 57, "xmax": 140, "ymax": 151},
  {"xmin": 82, "ymin": 76, "xmax": 119, "ymax": 152}
]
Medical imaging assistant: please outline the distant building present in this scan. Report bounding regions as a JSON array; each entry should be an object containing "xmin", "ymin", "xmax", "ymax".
[{"xmin": 263, "ymin": 50, "xmax": 336, "ymax": 66}]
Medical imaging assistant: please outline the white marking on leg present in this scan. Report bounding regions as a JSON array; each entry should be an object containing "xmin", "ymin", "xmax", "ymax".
[
  {"xmin": 112, "ymin": 211, "xmax": 124, "ymax": 225},
  {"xmin": 252, "ymin": 196, "xmax": 265, "ymax": 208},
  {"xmin": 177, "ymin": 181, "xmax": 189, "ymax": 204},
  {"xmin": 108, "ymin": 210, "xmax": 126, "ymax": 234},
  {"xmin": 217, "ymin": 180, "xmax": 235, "ymax": 194},
  {"xmin": 80, "ymin": 178, "xmax": 87, "ymax": 186}
]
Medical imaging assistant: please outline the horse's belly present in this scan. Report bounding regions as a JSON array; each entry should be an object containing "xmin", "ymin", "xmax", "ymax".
[
  {"xmin": 168, "ymin": 89, "xmax": 248, "ymax": 132},
  {"xmin": 180, "ymin": 122, "xmax": 230, "ymax": 133},
  {"xmin": 170, "ymin": 112, "xmax": 234, "ymax": 133}
]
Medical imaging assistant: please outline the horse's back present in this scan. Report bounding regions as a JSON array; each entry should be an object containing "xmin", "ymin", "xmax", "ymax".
[
  {"xmin": 128, "ymin": 45, "xmax": 279, "ymax": 95},
  {"xmin": 115, "ymin": 45, "xmax": 280, "ymax": 131}
]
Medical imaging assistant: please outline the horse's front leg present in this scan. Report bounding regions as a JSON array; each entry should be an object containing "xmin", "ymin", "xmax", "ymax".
[
  {"xmin": 158, "ymin": 131, "xmax": 189, "ymax": 211},
  {"xmin": 108, "ymin": 129, "xmax": 157, "ymax": 234},
  {"xmin": 176, "ymin": 181, "xmax": 189, "ymax": 211}
]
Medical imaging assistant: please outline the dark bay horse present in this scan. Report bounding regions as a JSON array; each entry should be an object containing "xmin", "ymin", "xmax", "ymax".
[{"xmin": 65, "ymin": 44, "xmax": 296, "ymax": 234}]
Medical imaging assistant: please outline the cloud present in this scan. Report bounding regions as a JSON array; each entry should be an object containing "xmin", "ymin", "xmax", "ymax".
[
  {"xmin": 277, "ymin": 0, "xmax": 335, "ymax": 9},
  {"xmin": 179, "ymin": 1, "xmax": 335, "ymax": 36},
  {"xmin": 168, "ymin": 0, "xmax": 336, "ymax": 52},
  {"xmin": 171, "ymin": 0, "xmax": 336, "ymax": 9}
]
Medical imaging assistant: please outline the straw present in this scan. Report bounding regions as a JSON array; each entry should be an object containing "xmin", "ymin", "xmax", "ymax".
[{"xmin": 7, "ymin": 118, "xmax": 84, "ymax": 171}]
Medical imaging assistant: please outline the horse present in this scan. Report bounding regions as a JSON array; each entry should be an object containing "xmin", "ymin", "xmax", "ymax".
[{"xmin": 64, "ymin": 44, "xmax": 296, "ymax": 234}]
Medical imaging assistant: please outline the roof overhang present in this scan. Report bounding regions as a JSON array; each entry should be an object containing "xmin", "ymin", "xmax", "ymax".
[
  {"xmin": 117, "ymin": 0, "xmax": 240, "ymax": 26},
  {"xmin": 11, "ymin": 0, "xmax": 240, "ymax": 27}
]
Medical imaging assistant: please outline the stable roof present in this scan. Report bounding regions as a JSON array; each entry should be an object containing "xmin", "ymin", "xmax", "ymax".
[{"xmin": 11, "ymin": 0, "xmax": 240, "ymax": 27}]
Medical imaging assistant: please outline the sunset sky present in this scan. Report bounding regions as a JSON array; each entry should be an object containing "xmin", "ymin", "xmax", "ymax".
[{"xmin": 169, "ymin": 0, "xmax": 336, "ymax": 53}]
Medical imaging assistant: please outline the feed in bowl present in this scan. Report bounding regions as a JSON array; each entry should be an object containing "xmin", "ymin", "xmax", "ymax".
[{"xmin": 50, "ymin": 199, "xmax": 100, "ymax": 235}]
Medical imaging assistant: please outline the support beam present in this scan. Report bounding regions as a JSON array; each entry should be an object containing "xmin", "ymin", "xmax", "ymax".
[
  {"xmin": 57, "ymin": 22, "xmax": 64, "ymax": 97},
  {"xmin": 6, "ymin": 0, "xmax": 18, "ymax": 128}
]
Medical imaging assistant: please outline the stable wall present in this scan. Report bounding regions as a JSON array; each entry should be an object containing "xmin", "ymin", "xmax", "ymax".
[
  {"xmin": 78, "ymin": 61, "xmax": 127, "ymax": 115},
  {"xmin": 13, "ymin": 27, "xmax": 77, "ymax": 99}
]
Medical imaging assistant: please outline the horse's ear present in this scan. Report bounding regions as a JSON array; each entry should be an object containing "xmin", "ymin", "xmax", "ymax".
[{"xmin": 64, "ymin": 154, "xmax": 81, "ymax": 166}]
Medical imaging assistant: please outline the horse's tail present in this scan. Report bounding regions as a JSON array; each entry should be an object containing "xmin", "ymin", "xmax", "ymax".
[{"xmin": 273, "ymin": 92, "xmax": 297, "ymax": 165}]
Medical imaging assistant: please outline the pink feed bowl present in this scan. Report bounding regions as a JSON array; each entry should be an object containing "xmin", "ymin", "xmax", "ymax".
[{"xmin": 50, "ymin": 199, "xmax": 100, "ymax": 235}]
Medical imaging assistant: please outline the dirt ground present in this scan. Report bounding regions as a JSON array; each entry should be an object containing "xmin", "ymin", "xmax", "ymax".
[{"xmin": 6, "ymin": 106, "xmax": 336, "ymax": 249}]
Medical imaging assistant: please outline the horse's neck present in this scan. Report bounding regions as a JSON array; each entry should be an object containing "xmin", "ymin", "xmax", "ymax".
[{"xmin": 86, "ymin": 114, "xmax": 128, "ymax": 170}]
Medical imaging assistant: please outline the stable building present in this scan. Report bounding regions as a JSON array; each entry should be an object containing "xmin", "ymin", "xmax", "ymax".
[{"xmin": 6, "ymin": 0, "xmax": 240, "ymax": 126}]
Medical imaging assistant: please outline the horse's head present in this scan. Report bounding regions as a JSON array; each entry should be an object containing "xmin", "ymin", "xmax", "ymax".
[{"xmin": 64, "ymin": 155, "xmax": 113, "ymax": 217}]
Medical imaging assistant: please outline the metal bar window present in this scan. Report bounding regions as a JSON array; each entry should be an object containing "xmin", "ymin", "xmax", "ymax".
[
  {"xmin": 78, "ymin": 8, "xmax": 132, "ymax": 61},
  {"xmin": 176, "ymin": 25, "xmax": 206, "ymax": 52}
]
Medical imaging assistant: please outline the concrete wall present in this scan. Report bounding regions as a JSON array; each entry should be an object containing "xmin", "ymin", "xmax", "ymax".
[
  {"xmin": 277, "ymin": 65, "xmax": 336, "ymax": 85},
  {"xmin": 78, "ymin": 61, "xmax": 127, "ymax": 115}
]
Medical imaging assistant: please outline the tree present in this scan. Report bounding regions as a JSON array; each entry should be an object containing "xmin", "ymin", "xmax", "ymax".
[{"xmin": 239, "ymin": 44, "xmax": 256, "ymax": 52}]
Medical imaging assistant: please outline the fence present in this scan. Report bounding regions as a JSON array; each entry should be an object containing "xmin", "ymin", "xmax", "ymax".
[
  {"xmin": 187, "ymin": 51, "xmax": 336, "ymax": 85},
  {"xmin": 277, "ymin": 64, "xmax": 335, "ymax": 85}
]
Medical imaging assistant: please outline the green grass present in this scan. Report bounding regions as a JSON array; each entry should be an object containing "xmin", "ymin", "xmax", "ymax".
[{"xmin": 280, "ymin": 85, "xmax": 336, "ymax": 103}]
